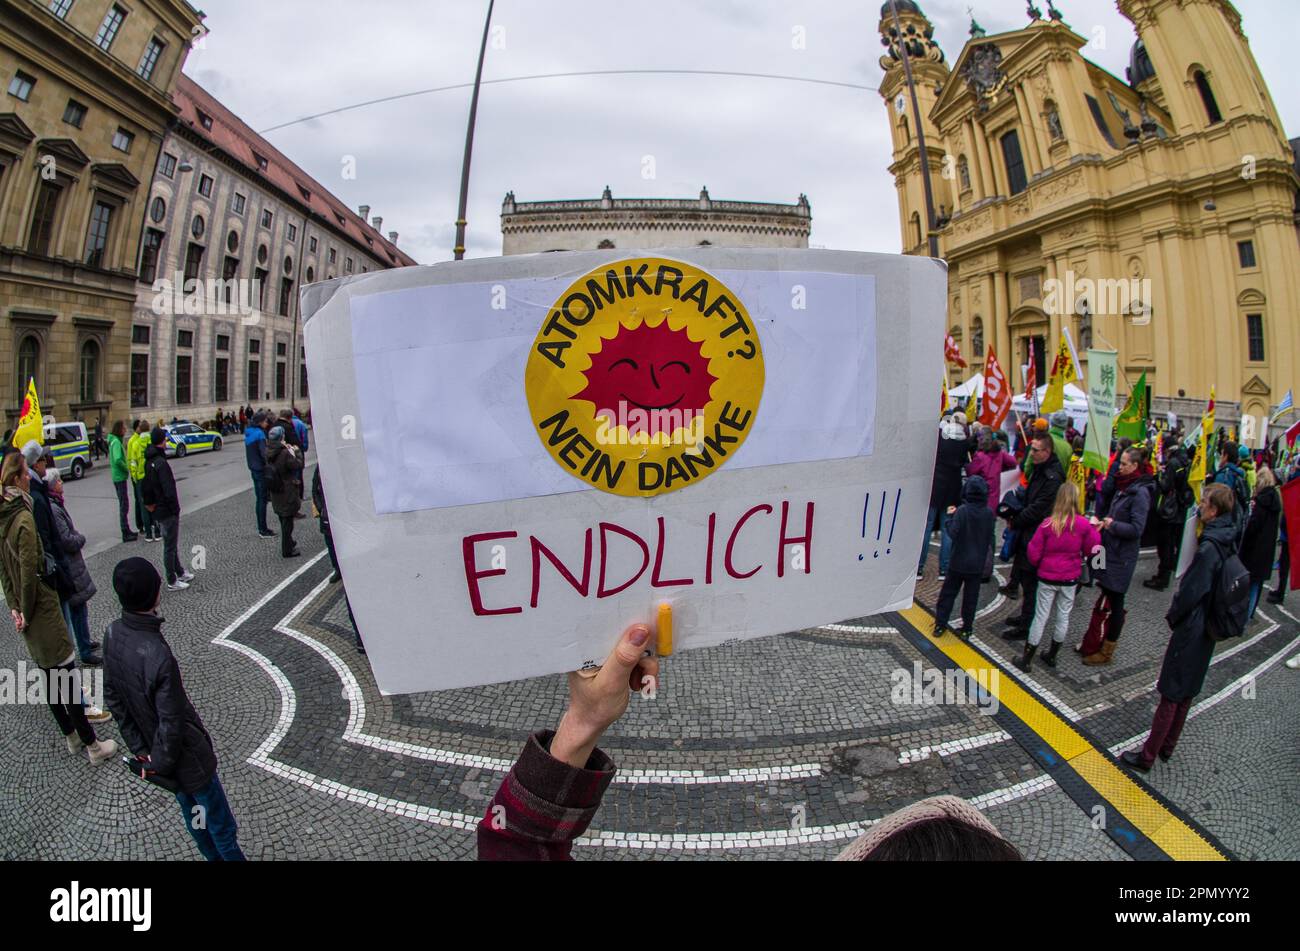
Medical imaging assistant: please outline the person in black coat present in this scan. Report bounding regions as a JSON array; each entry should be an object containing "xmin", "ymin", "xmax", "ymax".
[
  {"xmin": 1145, "ymin": 443, "xmax": 1193, "ymax": 590},
  {"xmin": 1002, "ymin": 436, "xmax": 1066, "ymax": 637},
  {"xmin": 103, "ymin": 557, "xmax": 245, "ymax": 861},
  {"xmin": 932, "ymin": 476, "xmax": 994, "ymax": 639},
  {"xmin": 1239, "ymin": 468, "xmax": 1281, "ymax": 620},
  {"xmin": 1120, "ymin": 485, "xmax": 1236, "ymax": 773},
  {"xmin": 918, "ymin": 419, "xmax": 972, "ymax": 579},
  {"xmin": 1084, "ymin": 447, "xmax": 1156, "ymax": 665},
  {"xmin": 142, "ymin": 428, "xmax": 190, "ymax": 590}
]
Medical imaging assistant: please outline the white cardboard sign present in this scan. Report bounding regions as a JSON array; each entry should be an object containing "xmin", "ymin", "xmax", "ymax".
[{"xmin": 302, "ymin": 249, "xmax": 946, "ymax": 693}]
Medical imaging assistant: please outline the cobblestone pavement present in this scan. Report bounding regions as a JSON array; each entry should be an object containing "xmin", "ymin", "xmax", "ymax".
[{"xmin": 2, "ymin": 492, "xmax": 1296, "ymax": 861}]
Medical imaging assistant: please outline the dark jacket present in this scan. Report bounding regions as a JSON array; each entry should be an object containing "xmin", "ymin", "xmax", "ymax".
[
  {"xmin": 478, "ymin": 731, "xmax": 614, "ymax": 861},
  {"xmin": 1094, "ymin": 474, "xmax": 1155, "ymax": 593},
  {"xmin": 943, "ymin": 476, "xmax": 995, "ymax": 576},
  {"xmin": 1155, "ymin": 446, "xmax": 1193, "ymax": 522},
  {"xmin": 141, "ymin": 444, "xmax": 180, "ymax": 518},
  {"xmin": 1239, "ymin": 487, "xmax": 1281, "ymax": 583},
  {"xmin": 27, "ymin": 477, "xmax": 67, "ymax": 578},
  {"xmin": 311, "ymin": 466, "xmax": 330, "ymax": 534},
  {"xmin": 928, "ymin": 434, "xmax": 971, "ymax": 510},
  {"xmin": 244, "ymin": 426, "xmax": 267, "ymax": 474},
  {"xmin": 1010, "ymin": 453, "xmax": 1066, "ymax": 557},
  {"xmin": 48, "ymin": 494, "xmax": 96, "ymax": 609},
  {"xmin": 1157, "ymin": 515, "xmax": 1235, "ymax": 701},
  {"xmin": 103, "ymin": 611, "xmax": 218, "ymax": 794},
  {"xmin": 267, "ymin": 442, "xmax": 303, "ymax": 517},
  {"xmin": 278, "ymin": 418, "xmax": 302, "ymax": 450}
]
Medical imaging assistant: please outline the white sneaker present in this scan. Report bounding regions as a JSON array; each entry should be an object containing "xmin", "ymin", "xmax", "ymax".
[
  {"xmin": 66, "ymin": 733, "xmax": 86, "ymax": 755},
  {"xmin": 86, "ymin": 738, "xmax": 118, "ymax": 765},
  {"xmin": 166, "ymin": 580, "xmax": 190, "ymax": 591},
  {"xmin": 178, "ymin": 571, "xmax": 196, "ymax": 583},
  {"xmin": 1286, "ymin": 653, "xmax": 1300, "ymax": 670},
  {"xmin": 84, "ymin": 705, "xmax": 112, "ymax": 723}
]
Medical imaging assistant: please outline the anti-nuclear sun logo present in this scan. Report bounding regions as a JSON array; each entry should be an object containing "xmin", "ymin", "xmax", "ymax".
[{"xmin": 524, "ymin": 257, "xmax": 765, "ymax": 498}]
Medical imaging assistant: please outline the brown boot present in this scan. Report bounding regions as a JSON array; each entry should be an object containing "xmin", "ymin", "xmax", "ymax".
[{"xmin": 1082, "ymin": 639, "xmax": 1117, "ymax": 666}]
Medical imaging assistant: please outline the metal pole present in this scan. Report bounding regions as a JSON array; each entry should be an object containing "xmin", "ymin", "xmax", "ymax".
[
  {"xmin": 453, "ymin": 0, "xmax": 495, "ymax": 261},
  {"xmin": 887, "ymin": 0, "xmax": 940, "ymax": 259}
]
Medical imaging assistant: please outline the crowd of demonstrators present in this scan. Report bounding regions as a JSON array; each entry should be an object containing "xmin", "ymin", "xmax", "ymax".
[
  {"xmin": 1001, "ymin": 434, "xmax": 1067, "ymax": 639},
  {"xmin": 142, "ymin": 427, "xmax": 193, "ymax": 592},
  {"xmin": 266, "ymin": 426, "xmax": 304, "ymax": 558},
  {"xmin": 477, "ymin": 624, "xmax": 1022, "ymax": 861},
  {"xmin": 1144, "ymin": 438, "xmax": 1193, "ymax": 590},
  {"xmin": 0, "ymin": 452, "xmax": 116, "ymax": 764},
  {"xmin": 104, "ymin": 557, "xmax": 246, "ymax": 861}
]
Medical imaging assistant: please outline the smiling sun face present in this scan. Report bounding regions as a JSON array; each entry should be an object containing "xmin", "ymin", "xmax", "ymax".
[{"xmin": 572, "ymin": 321, "xmax": 717, "ymax": 438}]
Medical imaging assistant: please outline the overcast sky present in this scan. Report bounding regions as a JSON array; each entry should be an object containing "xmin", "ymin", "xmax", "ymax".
[{"xmin": 184, "ymin": 0, "xmax": 1298, "ymax": 265}]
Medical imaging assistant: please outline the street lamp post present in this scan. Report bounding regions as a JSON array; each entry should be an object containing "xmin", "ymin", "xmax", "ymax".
[
  {"xmin": 887, "ymin": 0, "xmax": 940, "ymax": 260},
  {"xmin": 453, "ymin": 0, "xmax": 495, "ymax": 261}
]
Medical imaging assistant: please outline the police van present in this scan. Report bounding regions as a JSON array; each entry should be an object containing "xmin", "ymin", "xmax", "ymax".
[{"xmin": 42, "ymin": 421, "xmax": 92, "ymax": 480}]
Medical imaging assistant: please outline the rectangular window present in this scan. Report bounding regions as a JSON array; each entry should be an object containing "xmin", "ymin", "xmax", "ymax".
[
  {"xmin": 95, "ymin": 5, "xmax": 126, "ymax": 51},
  {"xmin": 175, "ymin": 355, "xmax": 192, "ymax": 405},
  {"xmin": 275, "ymin": 361, "xmax": 286, "ymax": 400},
  {"xmin": 299, "ymin": 362, "xmax": 309, "ymax": 399},
  {"xmin": 216, "ymin": 334, "xmax": 230, "ymax": 351},
  {"xmin": 222, "ymin": 256, "xmax": 239, "ymax": 303},
  {"xmin": 49, "ymin": 1, "xmax": 74, "ymax": 18},
  {"xmin": 276, "ymin": 342, "xmax": 287, "ymax": 356},
  {"xmin": 246, "ymin": 359, "xmax": 259, "ymax": 400},
  {"xmin": 249, "ymin": 338, "xmax": 261, "ymax": 355},
  {"xmin": 233, "ymin": 193, "xmax": 246, "ymax": 215},
  {"xmin": 62, "ymin": 99, "xmax": 87, "ymax": 128},
  {"xmin": 132, "ymin": 325, "xmax": 151, "ymax": 345},
  {"xmin": 198, "ymin": 174, "xmax": 213, "ymax": 198},
  {"xmin": 1000, "ymin": 130, "xmax": 1028, "ymax": 196},
  {"xmin": 260, "ymin": 209, "xmax": 272, "ymax": 228},
  {"xmin": 160, "ymin": 152, "xmax": 177, "ymax": 179},
  {"xmin": 254, "ymin": 267, "xmax": 268, "ymax": 309},
  {"xmin": 328, "ymin": 248, "xmax": 336, "ymax": 264},
  {"xmin": 1237, "ymin": 240, "xmax": 1257, "ymax": 269},
  {"xmin": 139, "ymin": 227, "xmax": 164, "ymax": 284},
  {"xmin": 214, "ymin": 356, "xmax": 229, "ymax": 403},
  {"xmin": 1246, "ymin": 314, "xmax": 1265, "ymax": 362},
  {"xmin": 83, "ymin": 200, "xmax": 114, "ymax": 268},
  {"xmin": 27, "ymin": 180, "xmax": 61, "ymax": 256},
  {"xmin": 112, "ymin": 127, "xmax": 134, "ymax": 153},
  {"xmin": 183, "ymin": 242, "xmax": 204, "ymax": 284},
  {"xmin": 287, "ymin": 223, "xmax": 297, "ymax": 242},
  {"xmin": 309, "ymin": 236, "xmax": 317, "ymax": 253},
  {"xmin": 137, "ymin": 37, "xmax": 165, "ymax": 81},
  {"xmin": 7, "ymin": 71, "xmax": 35, "ymax": 102},
  {"xmin": 278, "ymin": 279, "xmax": 294, "ymax": 317},
  {"xmin": 177, "ymin": 329, "xmax": 194, "ymax": 349},
  {"xmin": 130, "ymin": 353, "xmax": 148, "ymax": 408}
]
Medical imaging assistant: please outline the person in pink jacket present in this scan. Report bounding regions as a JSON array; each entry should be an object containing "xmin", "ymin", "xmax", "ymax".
[
  {"xmin": 1013, "ymin": 482, "xmax": 1101, "ymax": 673},
  {"xmin": 966, "ymin": 433, "xmax": 1020, "ymax": 573}
]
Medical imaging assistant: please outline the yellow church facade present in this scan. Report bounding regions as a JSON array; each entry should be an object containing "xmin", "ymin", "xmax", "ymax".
[{"xmin": 878, "ymin": 0, "xmax": 1299, "ymax": 436}]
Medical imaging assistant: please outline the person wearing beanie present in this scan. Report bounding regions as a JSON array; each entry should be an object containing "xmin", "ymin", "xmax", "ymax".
[
  {"xmin": 141, "ymin": 427, "xmax": 192, "ymax": 591},
  {"xmin": 0, "ymin": 452, "xmax": 117, "ymax": 764},
  {"xmin": 266, "ymin": 426, "xmax": 304, "ymax": 557},
  {"xmin": 103, "ymin": 558, "xmax": 246, "ymax": 861},
  {"xmin": 1237, "ymin": 443, "xmax": 1257, "ymax": 496}
]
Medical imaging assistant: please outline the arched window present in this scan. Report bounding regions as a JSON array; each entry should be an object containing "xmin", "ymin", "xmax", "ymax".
[
  {"xmin": 305, "ymin": 266, "xmax": 314, "ymax": 284},
  {"xmin": 958, "ymin": 155, "xmax": 971, "ymax": 191},
  {"xmin": 227, "ymin": 229, "xmax": 239, "ymax": 253},
  {"xmin": 16, "ymin": 336, "xmax": 39, "ymax": 398},
  {"xmin": 971, "ymin": 317, "xmax": 984, "ymax": 357},
  {"xmin": 910, "ymin": 212, "xmax": 922, "ymax": 248},
  {"xmin": 1194, "ymin": 70, "xmax": 1222, "ymax": 125},
  {"xmin": 900, "ymin": 115, "xmax": 910, "ymax": 144},
  {"xmin": 79, "ymin": 340, "xmax": 99, "ymax": 403}
]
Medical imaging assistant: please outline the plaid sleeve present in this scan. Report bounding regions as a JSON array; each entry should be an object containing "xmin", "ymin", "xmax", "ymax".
[{"xmin": 477, "ymin": 730, "xmax": 615, "ymax": 861}]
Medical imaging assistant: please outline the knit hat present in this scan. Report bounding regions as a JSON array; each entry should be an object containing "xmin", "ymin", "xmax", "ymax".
[
  {"xmin": 834, "ymin": 795, "xmax": 1006, "ymax": 861},
  {"xmin": 1238, "ymin": 444, "xmax": 1250, "ymax": 460},
  {"xmin": 1050, "ymin": 410, "xmax": 1070, "ymax": 429},
  {"xmin": 150, "ymin": 426, "xmax": 167, "ymax": 445},
  {"xmin": 1033, "ymin": 417, "xmax": 1049, "ymax": 432},
  {"xmin": 268, "ymin": 425, "xmax": 285, "ymax": 446},
  {"xmin": 113, "ymin": 557, "xmax": 162, "ymax": 613},
  {"xmin": 20, "ymin": 440, "xmax": 42, "ymax": 468}
]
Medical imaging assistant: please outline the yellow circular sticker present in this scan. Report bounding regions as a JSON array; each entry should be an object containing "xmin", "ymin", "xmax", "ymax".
[{"xmin": 525, "ymin": 257, "xmax": 765, "ymax": 497}]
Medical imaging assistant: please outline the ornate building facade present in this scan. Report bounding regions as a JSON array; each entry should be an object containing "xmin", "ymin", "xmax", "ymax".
[
  {"xmin": 0, "ymin": 0, "xmax": 204, "ymax": 431},
  {"xmin": 129, "ymin": 74, "xmax": 415, "ymax": 423},
  {"xmin": 501, "ymin": 187, "xmax": 812, "ymax": 254},
  {"xmin": 879, "ymin": 0, "xmax": 1300, "ymax": 432}
]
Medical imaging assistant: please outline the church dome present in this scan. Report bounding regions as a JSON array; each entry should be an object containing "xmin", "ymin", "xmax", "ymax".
[
  {"xmin": 1128, "ymin": 39, "xmax": 1156, "ymax": 86},
  {"xmin": 881, "ymin": 1, "xmax": 924, "ymax": 18}
]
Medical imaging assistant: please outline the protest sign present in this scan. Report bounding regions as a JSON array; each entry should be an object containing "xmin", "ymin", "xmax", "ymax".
[
  {"xmin": 1175, "ymin": 508, "xmax": 1199, "ymax": 580},
  {"xmin": 1082, "ymin": 349, "xmax": 1118, "ymax": 472},
  {"xmin": 302, "ymin": 249, "xmax": 945, "ymax": 693}
]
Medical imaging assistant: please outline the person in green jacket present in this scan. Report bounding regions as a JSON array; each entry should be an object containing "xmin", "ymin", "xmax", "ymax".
[
  {"xmin": 127, "ymin": 420, "xmax": 156, "ymax": 541},
  {"xmin": 1238, "ymin": 444, "xmax": 1257, "ymax": 496},
  {"xmin": 108, "ymin": 420, "xmax": 137, "ymax": 543},
  {"xmin": 0, "ymin": 451, "xmax": 117, "ymax": 764}
]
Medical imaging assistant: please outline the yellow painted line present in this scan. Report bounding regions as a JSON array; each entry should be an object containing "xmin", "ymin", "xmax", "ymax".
[{"xmin": 898, "ymin": 603, "xmax": 1226, "ymax": 861}]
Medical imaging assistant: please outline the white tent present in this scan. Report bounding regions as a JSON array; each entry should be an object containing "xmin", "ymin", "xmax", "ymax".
[
  {"xmin": 1011, "ymin": 383, "xmax": 1090, "ymax": 429},
  {"xmin": 948, "ymin": 373, "xmax": 984, "ymax": 399}
]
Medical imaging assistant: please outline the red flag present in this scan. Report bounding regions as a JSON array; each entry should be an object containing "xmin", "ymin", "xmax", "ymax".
[
  {"xmin": 944, "ymin": 332, "xmax": 968, "ymax": 369},
  {"xmin": 1023, "ymin": 339, "xmax": 1037, "ymax": 401},
  {"xmin": 979, "ymin": 346, "xmax": 1012, "ymax": 429},
  {"xmin": 1286, "ymin": 417, "xmax": 1300, "ymax": 449},
  {"xmin": 1282, "ymin": 478, "xmax": 1300, "ymax": 592}
]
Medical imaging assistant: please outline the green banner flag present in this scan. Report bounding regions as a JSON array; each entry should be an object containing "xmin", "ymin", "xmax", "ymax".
[
  {"xmin": 1082, "ymin": 349, "xmax": 1118, "ymax": 472},
  {"xmin": 1115, "ymin": 370, "xmax": 1149, "ymax": 442}
]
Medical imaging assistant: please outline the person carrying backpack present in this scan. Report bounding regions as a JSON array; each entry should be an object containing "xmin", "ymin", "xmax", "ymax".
[
  {"xmin": 1121, "ymin": 483, "xmax": 1243, "ymax": 772},
  {"xmin": 1212, "ymin": 441, "xmax": 1251, "ymax": 541},
  {"xmin": 1144, "ymin": 442, "xmax": 1193, "ymax": 590}
]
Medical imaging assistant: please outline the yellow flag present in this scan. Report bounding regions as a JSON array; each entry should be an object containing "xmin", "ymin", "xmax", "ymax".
[
  {"xmin": 11, "ymin": 377, "xmax": 42, "ymax": 449},
  {"xmin": 1188, "ymin": 387, "xmax": 1215, "ymax": 501},
  {"xmin": 1040, "ymin": 330, "xmax": 1081, "ymax": 415},
  {"xmin": 964, "ymin": 390, "xmax": 978, "ymax": 422},
  {"xmin": 1068, "ymin": 457, "xmax": 1088, "ymax": 514}
]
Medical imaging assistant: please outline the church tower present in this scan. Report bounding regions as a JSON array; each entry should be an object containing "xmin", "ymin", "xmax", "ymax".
[{"xmin": 876, "ymin": 1, "xmax": 950, "ymax": 254}]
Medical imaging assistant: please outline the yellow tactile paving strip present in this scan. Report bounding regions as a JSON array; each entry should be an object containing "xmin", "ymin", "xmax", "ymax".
[{"xmin": 897, "ymin": 603, "xmax": 1228, "ymax": 861}]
